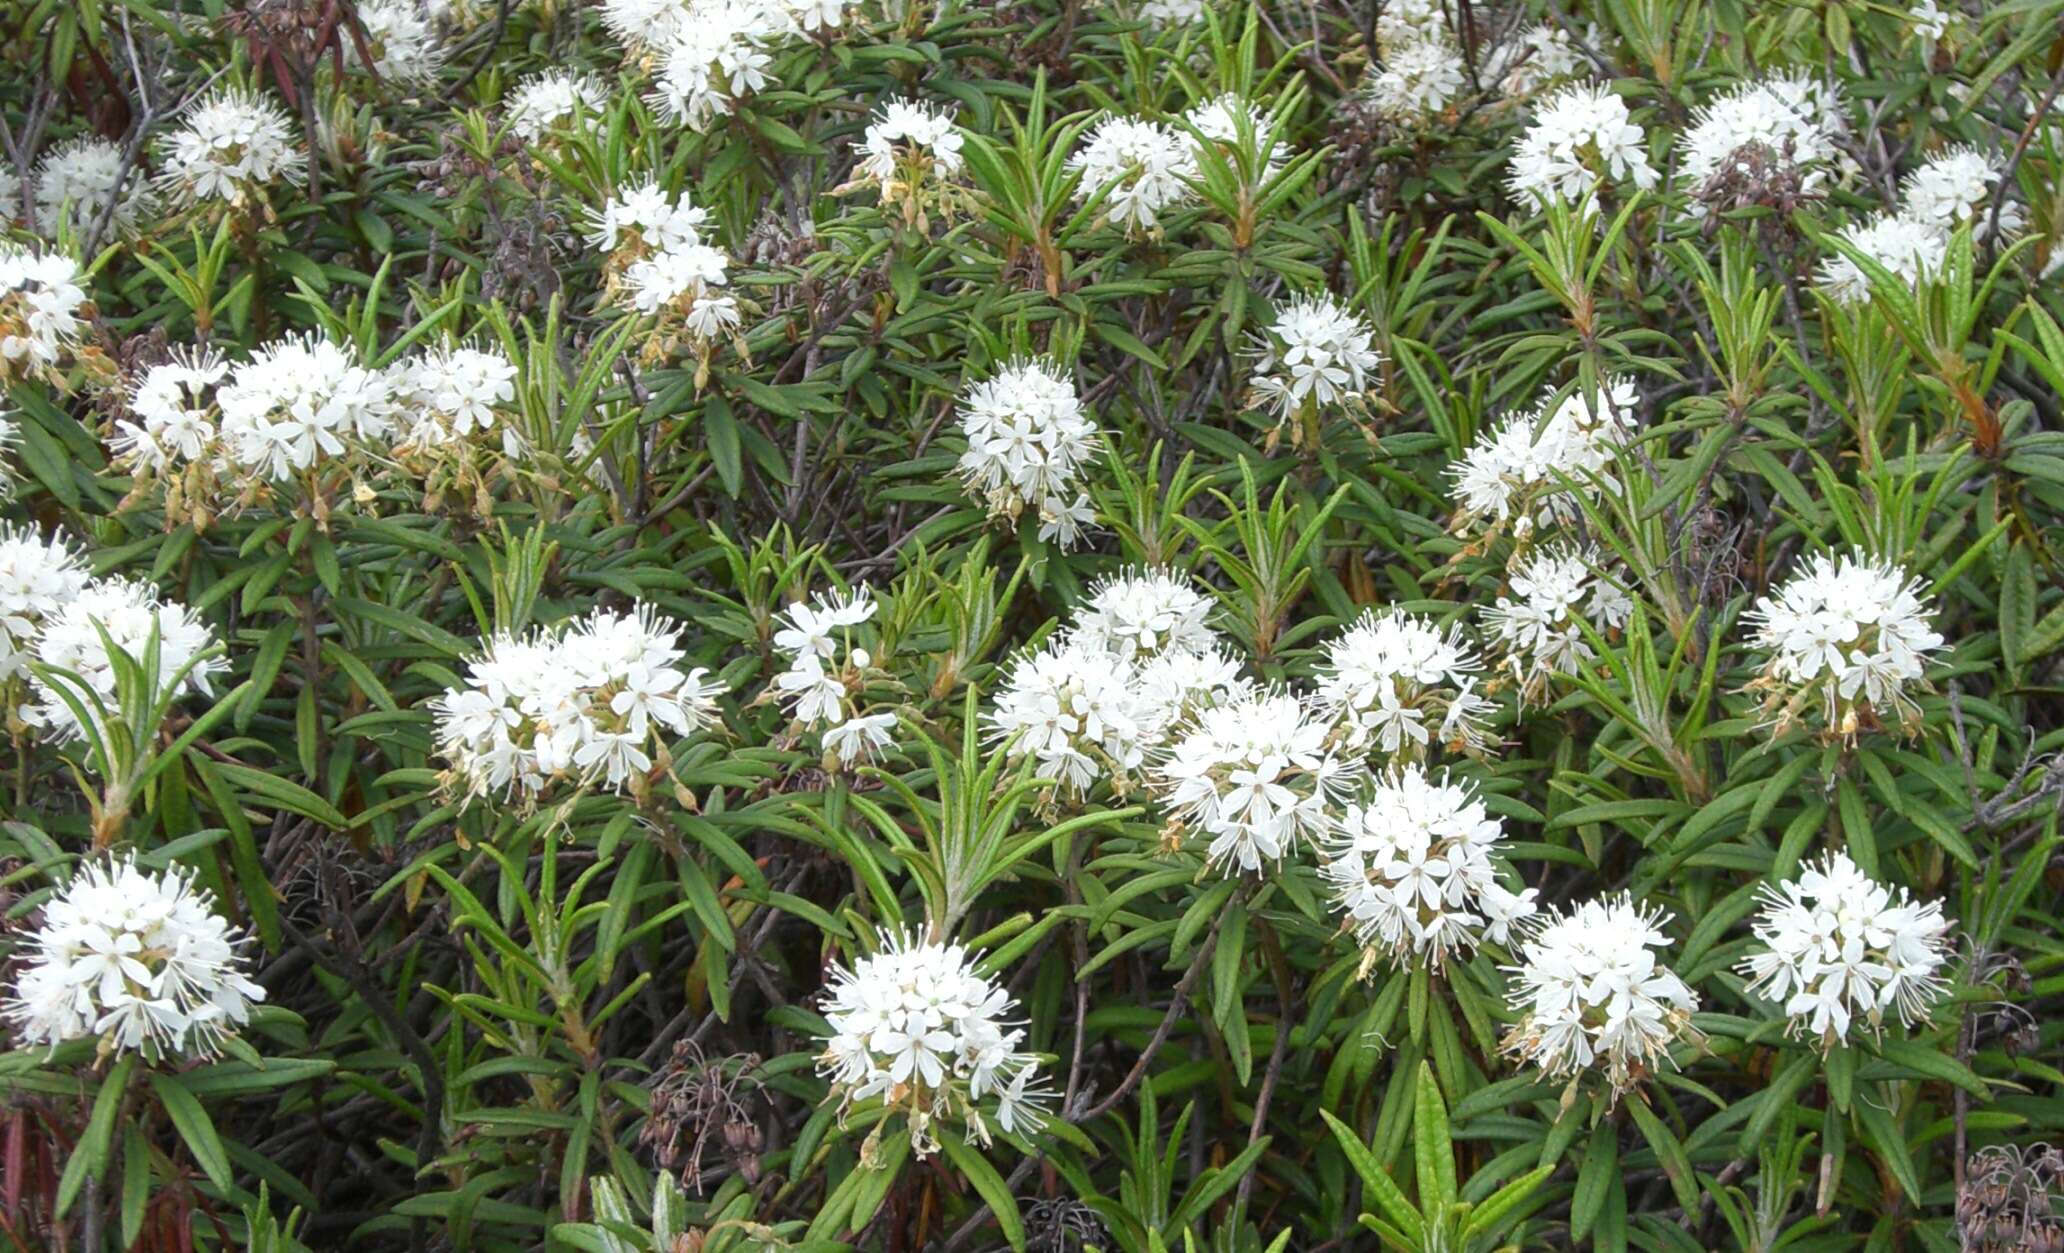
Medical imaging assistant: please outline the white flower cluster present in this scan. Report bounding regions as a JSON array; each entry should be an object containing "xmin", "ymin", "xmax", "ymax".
[
  {"xmin": 216, "ymin": 336, "xmax": 397, "ymax": 484},
  {"xmin": 354, "ymin": 0, "xmax": 446, "ymax": 86},
  {"xmin": 111, "ymin": 349, "xmax": 229, "ymax": 476},
  {"xmin": 24, "ymin": 576, "xmax": 226, "ymax": 745},
  {"xmin": 4, "ymin": 858, "xmax": 266, "ymax": 1060},
  {"xmin": 1246, "ymin": 293, "xmax": 1383, "ymax": 424},
  {"xmin": 817, "ymin": 934, "xmax": 1050, "ymax": 1155},
  {"xmin": 990, "ymin": 636, "xmax": 1155, "ymax": 796},
  {"xmin": 1314, "ymin": 610, "xmax": 1492, "ymax": 761},
  {"xmin": 1366, "ymin": 35, "xmax": 1466, "ymax": 123},
  {"xmin": 1186, "ymin": 95, "xmax": 1280, "ymax": 179},
  {"xmin": 1816, "ymin": 212, "xmax": 1949, "ymax": 303},
  {"xmin": 1324, "ymin": 767, "xmax": 1536, "ymax": 968},
  {"xmin": 507, "ymin": 72, "xmax": 609, "ymax": 142},
  {"xmin": 591, "ymin": 183, "xmax": 740, "ymax": 352},
  {"xmin": 1132, "ymin": 0, "xmax": 1205, "ymax": 24},
  {"xmin": 1484, "ymin": 24, "xmax": 1584, "ymax": 100},
  {"xmin": 644, "ymin": 1, "xmax": 787, "ymax": 131},
  {"xmin": 850, "ymin": 99, "xmax": 966, "ymax": 199},
  {"xmin": 1817, "ymin": 148, "xmax": 2016, "ymax": 302},
  {"xmin": 1744, "ymin": 551, "xmax": 1942, "ymax": 738},
  {"xmin": 1677, "ymin": 76, "xmax": 1847, "ymax": 211},
  {"xmin": 1069, "ymin": 117, "xmax": 1198, "ymax": 235},
  {"xmin": 1899, "ymin": 145, "xmax": 2022, "ymax": 238},
  {"xmin": 1072, "ymin": 568, "xmax": 1219, "ymax": 663},
  {"xmin": 1367, "ymin": 0, "xmax": 1464, "ymax": 124},
  {"xmin": 989, "ymin": 570, "xmax": 1246, "ymax": 800},
  {"xmin": 32, "ymin": 137, "xmax": 157, "ymax": 236},
  {"xmin": 112, "ymin": 339, "xmax": 529, "ymax": 518},
  {"xmin": 0, "ymin": 244, "xmax": 90, "ymax": 386},
  {"xmin": 1503, "ymin": 895, "xmax": 1699, "ymax": 1095},
  {"xmin": 772, "ymin": 585, "xmax": 896, "ymax": 766},
  {"xmin": 1741, "ymin": 852, "xmax": 1952, "ymax": 1046},
  {"xmin": 154, "ymin": 88, "xmax": 306, "ymax": 210},
  {"xmin": 1067, "ymin": 98, "xmax": 1289, "ymax": 234},
  {"xmin": 1, "ymin": 525, "xmax": 220, "ymax": 755},
  {"xmin": 1508, "ymin": 84, "xmax": 1658, "ymax": 204},
  {"xmin": 394, "ymin": 346, "xmax": 523, "ymax": 456},
  {"xmin": 588, "ymin": 179, "xmax": 712, "ymax": 258},
  {"xmin": 1450, "ymin": 378, "xmax": 1639, "ymax": 537},
  {"xmin": 431, "ymin": 605, "xmax": 726, "ymax": 801},
  {"xmin": 0, "ymin": 524, "xmax": 92, "ymax": 685},
  {"xmin": 1155, "ymin": 689, "xmax": 1354, "ymax": 872},
  {"xmin": 1481, "ymin": 544, "xmax": 1631, "ymax": 699},
  {"xmin": 955, "ymin": 359, "xmax": 1099, "ymax": 549}
]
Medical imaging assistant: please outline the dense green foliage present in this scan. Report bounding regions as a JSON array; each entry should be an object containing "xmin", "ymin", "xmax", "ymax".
[{"xmin": 3, "ymin": 0, "xmax": 2064, "ymax": 1249}]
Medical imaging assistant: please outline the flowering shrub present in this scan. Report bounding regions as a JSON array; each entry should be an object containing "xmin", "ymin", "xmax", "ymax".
[{"xmin": 4, "ymin": 0, "xmax": 2064, "ymax": 1248}]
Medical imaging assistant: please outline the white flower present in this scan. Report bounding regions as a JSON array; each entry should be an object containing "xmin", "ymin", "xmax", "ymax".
[
  {"xmin": 1184, "ymin": 95, "xmax": 1282, "ymax": 178},
  {"xmin": 1036, "ymin": 493, "xmax": 1096, "ymax": 549},
  {"xmin": 1508, "ymin": 84, "xmax": 1658, "ymax": 203},
  {"xmin": 955, "ymin": 359, "xmax": 1100, "ymax": 545},
  {"xmin": 1134, "ymin": 0, "xmax": 1205, "ymax": 23},
  {"xmin": 782, "ymin": 0, "xmax": 852, "ymax": 32},
  {"xmin": 645, "ymin": 3, "xmax": 785, "ymax": 131},
  {"xmin": 1744, "ymin": 550, "xmax": 1942, "ymax": 738},
  {"xmin": 854, "ymin": 99, "xmax": 965, "ymax": 187},
  {"xmin": 1366, "ymin": 36, "xmax": 1466, "ymax": 122},
  {"xmin": 394, "ymin": 345, "xmax": 521, "ymax": 454},
  {"xmin": 1131, "ymin": 642, "xmax": 1252, "ymax": 736},
  {"xmin": 1324, "ymin": 767, "xmax": 1534, "ymax": 967},
  {"xmin": 32, "ymin": 137, "xmax": 158, "ymax": 236},
  {"xmin": 0, "ymin": 524, "xmax": 92, "ymax": 684},
  {"xmin": 600, "ymin": 0, "xmax": 692, "ymax": 47},
  {"xmin": 1907, "ymin": 0, "xmax": 1951, "ymax": 41},
  {"xmin": 25, "ymin": 577, "xmax": 225, "ymax": 745},
  {"xmin": 1152, "ymin": 690, "xmax": 1357, "ymax": 873},
  {"xmin": 0, "ymin": 245, "xmax": 89, "ymax": 383},
  {"xmin": 988, "ymin": 636, "xmax": 1155, "ymax": 797},
  {"xmin": 431, "ymin": 604, "xmax": 725, "ymax": 801},
  {"xmin": 507, "ymin": 72, "xmax": 609, "ymax": 142},
  {"xmin": 0, "ymin": 166, "xmax": 17, "ymax": 221},
  {"xmin": 1503, "ymin": 895, "xmax": 1699, "ymax": 1096},
  {"xmin": 112, "ymin": 349, "xmax": 230, "ymax": 474},
  {"xmin": 1899, "ymin": 146, "xmax": 2021, "ymax": 239},
  {"xmin": 1068, "ymin": 117, "xmax": 1198, "ymax": 235},
  {"xmin": 1316, "ymin": 610, "xmax": 1490, "ymax": 760},
  {"xmin": 595, "ymin": 183, "xmax": 737, "ymax": 346},
  {"xmin": 155, "ymin": 88, "xmax": 305, "ymax": 208},
  {"xmin": 1450, "ymin": 378, "xmax": 1639, "ymax": 536},
  {"xmin": 823, "ymin": 710, "xmax": 898, "ymax": 767},
  {"xmin": 1485, "ymin": 24, "xmax": 1583, "ymax": 99},
  {"xmin": 1072, "ymin": 569, "xmax": 1220, "ymax": 663},
  {"xmin": 1677, "ymin": 76, "xmax": 1847, "ymax": 211},
  {"xmin": 1741, "ymin": 852, "xmax": 1952, "ymax": 1047},
  {"xmin": 1815, "ymin": 212, "xmax": 1948, "ymax": 303},
  {"xmin": 1247, "ymin": 293, "xmax": 1382, "ymax": 422},
  {"xmin": 353, "ymin": 0, "xmax": 445, "ymax": 85},
  {"xmin": 1481, "ymin": 544, "xmax": 1630, "ymax": 699},
  {"xmin": 817, "ymin": 933, "xmax": 1050, "ymax": 1155},
  {"xmin": 587, "ymin": 181, "xmax": 711, "ymax": 256},
  {"xmin": 1374, "ymin": 0, "xmax": 1447, "ymax": 44},
  {"xmin": 771, "ymin": 585, "xmax": 877, "ymax": 730},
  {"xmin": 627, "ymin": 245, "xmax": 731, "ymax": 313},
  {"xmin": 4, "ymin": 857, "xmax": 266, "ymax": 1059},
  {"xmin": 216, "ymin": 336, "xmax": 397, "ymax": 482}
]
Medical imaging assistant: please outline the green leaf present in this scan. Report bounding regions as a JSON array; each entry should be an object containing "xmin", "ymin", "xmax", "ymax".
[{"xmin": 150, "ymin": 1074, "xmax": 234, "ymax": 1190}]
